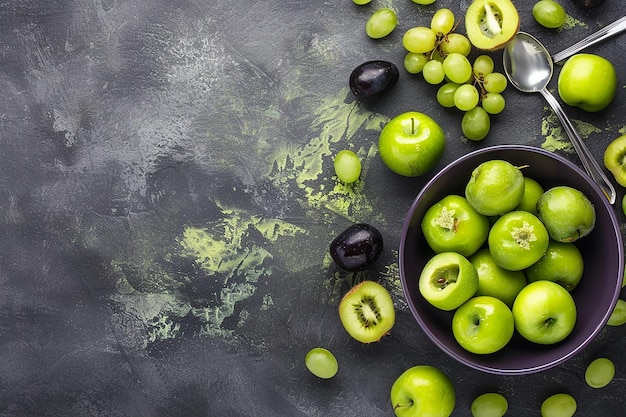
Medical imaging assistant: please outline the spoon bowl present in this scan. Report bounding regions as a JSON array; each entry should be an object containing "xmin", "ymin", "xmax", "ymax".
[{"xmin": 503, "ymin": 32, "xmax": 616, "ymax": 204}]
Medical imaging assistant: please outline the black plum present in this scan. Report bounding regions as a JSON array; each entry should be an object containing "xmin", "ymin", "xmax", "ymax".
[
  {"xmin": 570, "ymin": 0, "xmax": 605, "ymax": 9},
  {"xmin": 349, "ymin": 60, "xmax": 399, "ymax": 100},
  {"xmin": 329, "ymin": 223, "xmax": 383, "ymax": 272}
]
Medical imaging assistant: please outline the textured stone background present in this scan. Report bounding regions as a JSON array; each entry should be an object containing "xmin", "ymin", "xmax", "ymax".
[{"xmin": 0, "ymin": 0, "xmax": 625, "ymax": 415}]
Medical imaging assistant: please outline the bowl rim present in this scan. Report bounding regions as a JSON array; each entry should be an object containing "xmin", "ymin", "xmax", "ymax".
[{"xmin": 398, "ymin": 144, "xmax": 624, "ymax": 375}]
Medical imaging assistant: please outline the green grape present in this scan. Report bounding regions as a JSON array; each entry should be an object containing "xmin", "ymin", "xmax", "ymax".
[
  {"xmin": 403, "ymin": 26, "xmax": 437, "ymax": 53},
  {"xmin": 483, "ymin": 72, "xmax": 508, "ymax": 93},
  {"xmin": 404, "ymin": 52, "xmax": 430, "ymax": 74},
  {"xmin": 585, "ymin": 357, "xmax": 615, "ymax": 388},
  {"xmin": 608, "ymin": 299, "xmax": 626, "ymax": 325},
  {"xmin": 473, "ymin": 55, "xmax": 495, "ymax": 78},
  {"xmin": 533, "ymin": 0, "xmax": 567, "ymax": 29},
  {"xmin": 481, "ymin": 92, "xmax": 506, "ymax": 114},
  {"xmin": 462, "ymin": 106, "xmax": 490, "ymax": 141},
  {"xmin": 471, "ymin": 392, "xmax": 508, "ymax": 417},
  {"xmin": 540, "ymin": 393, "xmax": 577, "ymax": 417},
  {"xmin": 352, "ymin": 0, "xmax": 372, "ymax": 4},
  {"xmin": 412, "ymin": 0, "xmax": 437, "ymax": 4},
  {"xmin": 454, "ymin": 84, "xmax": 480, "ymax": 111},
  {"xmin": 431, "ymin": 8, "xmax": 455, "ymax": 35},
  {"xmin": 366, "ymin": 8, "xmax": 397, "ymax": 39},
  {"xmin": 437, "ymin": 83, "xmax": 460, "ymax": 108},
  {"xmin": 334, "ymin": 150, "xmax": 361, "ymax": 183},
  {"xmin": 443, "ymin": 53, "xmax": 472, "ymax": 84},
  {"xmin": 305, "ymin": 347, "xmax": 338, "ymax": 379},
  {"xmin": 440, "ymin": 33, "xmax": 472, "ymax": 56},
  {"xmin": 423, "ymin": 59, "xmax": 445, "ymax": 84}
]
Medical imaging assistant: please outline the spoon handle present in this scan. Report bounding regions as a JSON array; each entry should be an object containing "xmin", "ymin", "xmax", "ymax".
[
  {"xmin": 553, "ymin": 16, "xmax": 626, "ymax": 63},
  {"xmin": 539, "ymin": 89, "xmax": 617, "ymax": 204}
]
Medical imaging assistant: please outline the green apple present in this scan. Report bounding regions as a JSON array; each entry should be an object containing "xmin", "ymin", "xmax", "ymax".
[
  {"xmin": 465, "ymin": 160, "xmax": 525, "ymax": 216},
  {"xmin": 421, "ymin": 195, "xmax": 490, "ymax": 257},
  {"xmin": 557, "ymin": 53, "xmax": 617, "ymax": 112},
  {"xmin": 515, "ymin": 177, "xmax": 544, "ymax": 215},
  {"xmin": 378, "ymin": 111, "xmax": 446, "ymax": 177},
  {"xmin": 452, "ymin": 296, "xmax": 515, "ymax": 354},
  {"xmin": 512, "ymin": 280, "xmax": 577, "ymax": 344},
  {"xmin": 469, "ymin": 248, "xmax": 527, "ymax": 307},
  {"xmin": 419, "ymin": 252, "xmax": 479, "ymax": 311},
  {"xmin": 390, "ymin": 365, "xmax": 455, "ymax": 417},
  {"xmin": 536, "ymin": 186, "xmax": 596, "ymax": 243},
  {"xmin": 526, "ymin": 241, "xmax": 584, "ymax": 291}
]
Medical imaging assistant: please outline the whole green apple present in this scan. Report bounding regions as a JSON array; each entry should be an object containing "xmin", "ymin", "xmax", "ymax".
[
  {"xmin": 452, "ymin": 296, "xmax": 515, "ymax": 354},
  {"xmin": 557, "ymin": 53, "xmax": 617, "ymax": 112},
  {"xmin": 390, "ymin": 365, "xmax": 455, "ymax": 417},
  {"xmin": 536, "ymin": 186, "xmax": 596, "ymax": 243},
  {"xmin": 512, "ymin": 280, "xmax": 577, "ymax": 344},
  {"xmin": 379, "ymin": 111, "xmax": 446, "ymax": 177},
  {"xmin": 469, "ymin": 248, "xmax": 527, "ymax": 307}
]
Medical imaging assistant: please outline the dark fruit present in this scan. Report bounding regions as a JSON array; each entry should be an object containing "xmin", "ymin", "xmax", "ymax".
[
  {"xmin": 570, "ymin": 0, "xmax": 606, "ymax": 9},
  {"xmin": 349, "ymin": 60, "xmax": 399, "ymax": 100},
  {"xmin": 330, "ymin": 223, "xmax": 383, "ymax": 271},
  {"xmin": 338, "ymin": 280, "xmax": 395, "ymax": 343}
]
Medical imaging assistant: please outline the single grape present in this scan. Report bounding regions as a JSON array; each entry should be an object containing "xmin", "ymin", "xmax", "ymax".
[
  {"xmin": 305, "ymin": 347, "xmax": 338, "ymax": 379},
  {"xmin": 607, "ymin": 299, "xmax": 626, "ymax": 325},
  {"xmin": 473, "ymin": 55, "xmax": 495, "ymax": 78},
  {"xmin": 366, "ymin": 8, "xmax": 397, "ymax": 39},
  {"xmin": 585, "ymin": 357, "xmax": 615, "ymax": 388},
  {"xmin": 471, "ymin": 392, "xmax": 508, "ymax": 417},
  {"xmin": 440, "ymin": 33, "xmax": 472, "ymax": 56},
  {"xmin": 334, "ymin": 150, "xmax": 362, "ymax": 184},
  {"xmin": 443, "ymin": 53, "xmax": 472, "ymax": 84},
  {"xmin": 431, "ymin": 8, "xmax": 455, "ymax": 35},
  {"xmin": 540, "ymin": 393, "xmax": 577, "ymax": 417},
  {"xmin": 481, "ymin": 92, "xmax": 506, "ymax": 114},
  {"xmin": 423, "ymin": 59, "xmax": 445, "ymax": 84},
  {"xmin": 454, "ymin": 84, "xmax": 480, "ymax": 111},
  {"xmin": 404, "ymin": 52, "xmax": 429, "ymax": 74},
  {"xmin": 483, "ymin": 72, "xmax": 508, "ymax": 93},
  {"xmin": 352, "ymin": 0, "xmax": 372, "ymax": 4},
  {"xmin": 412, "ymin": 0, "xmax": 437, "ymax": 4},
  {"xmin": 533, "ymin": 0, "xmax": 567, "ymax": 29},
  {"xmin": 462, "ymin": 106, "xmax": 490, "ymax": 141},
  {"xmin": 403, "ymin": 26, "xmax": 437, "ymax": 53},
  {"xmin": 437, "ymin": 82, "xmax": 460, "ymax": 108}
]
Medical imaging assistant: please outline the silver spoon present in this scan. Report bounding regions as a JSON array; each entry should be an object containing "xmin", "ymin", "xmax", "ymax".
[
  {"xmin": 503, "ymin": 31, "xmax": 616, "ymax": 204},
  {"xmin": 553, "ymin": 16, "xmax": 626, "ymax": 63}
]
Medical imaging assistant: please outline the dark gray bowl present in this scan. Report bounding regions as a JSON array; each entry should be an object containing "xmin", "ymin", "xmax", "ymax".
[{"xmin": 399, "ymin": 145, "xmax": 624, "ymax": 375}]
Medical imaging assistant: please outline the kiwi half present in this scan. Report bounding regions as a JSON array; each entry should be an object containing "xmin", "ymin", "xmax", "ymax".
[
  {"xmin": 465, "ymin": 0, "xmax": 520, "ymax": 51},
  {"xmin": 338, "ymin": 281, "xmax": 395, "ymax": 343}
]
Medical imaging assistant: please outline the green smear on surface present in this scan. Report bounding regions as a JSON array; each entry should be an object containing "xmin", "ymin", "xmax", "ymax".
[
  {"xmin": 560, "ymin": 15, "xmax": 588, "ymax": 31},
  {"xmin": 540, "ymin": 108, "xmax": 602, "ymax": 153},
  {"xmin": 268, "ymin": 91, "xmax": 388, "ymax": 223}
]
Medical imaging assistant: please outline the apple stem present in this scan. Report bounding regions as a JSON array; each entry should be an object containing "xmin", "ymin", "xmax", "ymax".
[{"xmin": 393, "ymin": 401, "xmax": 413, "ymax": 411}]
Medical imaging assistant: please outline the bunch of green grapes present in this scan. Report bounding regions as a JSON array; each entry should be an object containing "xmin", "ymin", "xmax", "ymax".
[{"xmin": 402, "ymin": 8, "xmax": 508, "ymax": 141}]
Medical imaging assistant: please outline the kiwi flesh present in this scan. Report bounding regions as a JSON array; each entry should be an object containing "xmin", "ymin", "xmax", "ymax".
[
  {"xmin": 338, "ymin": 281, "xmax": 395, "ymax": 343},
  {"xmin": 465, "ymin": 0, "xmax": 520, "ymax": 51}
]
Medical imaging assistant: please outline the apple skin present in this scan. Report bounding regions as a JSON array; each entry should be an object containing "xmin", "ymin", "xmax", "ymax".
[
  {"xmin": 379, "ymin": 111, "xmax": 446, "ymax": 177},
  {"xmin": 452, "ymin": 296, "xmax": 514, "ymax": 354},
  {"xmin": 557, "ymin": 53, "xmax": 617, "ymax": 112},
  {"xmin": 512, "ymin": 280, "xmax": 577, "ymax": 344},
  {"xmin": 390, "ymin": 365, "xmax": 455, "ymax": 417}
]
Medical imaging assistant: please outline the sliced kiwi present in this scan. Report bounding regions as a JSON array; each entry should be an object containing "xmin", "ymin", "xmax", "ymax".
[
  {"xmin": 603, "ymin": 134, "xmax": 626, "ymax": 187},
  {"xmin": 465, "ymin": 0, "xmax": 519, "ymax": 51},
  {"xmin": 338, "ymin": 281, "xmax": 395, "ymax": 343}
]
